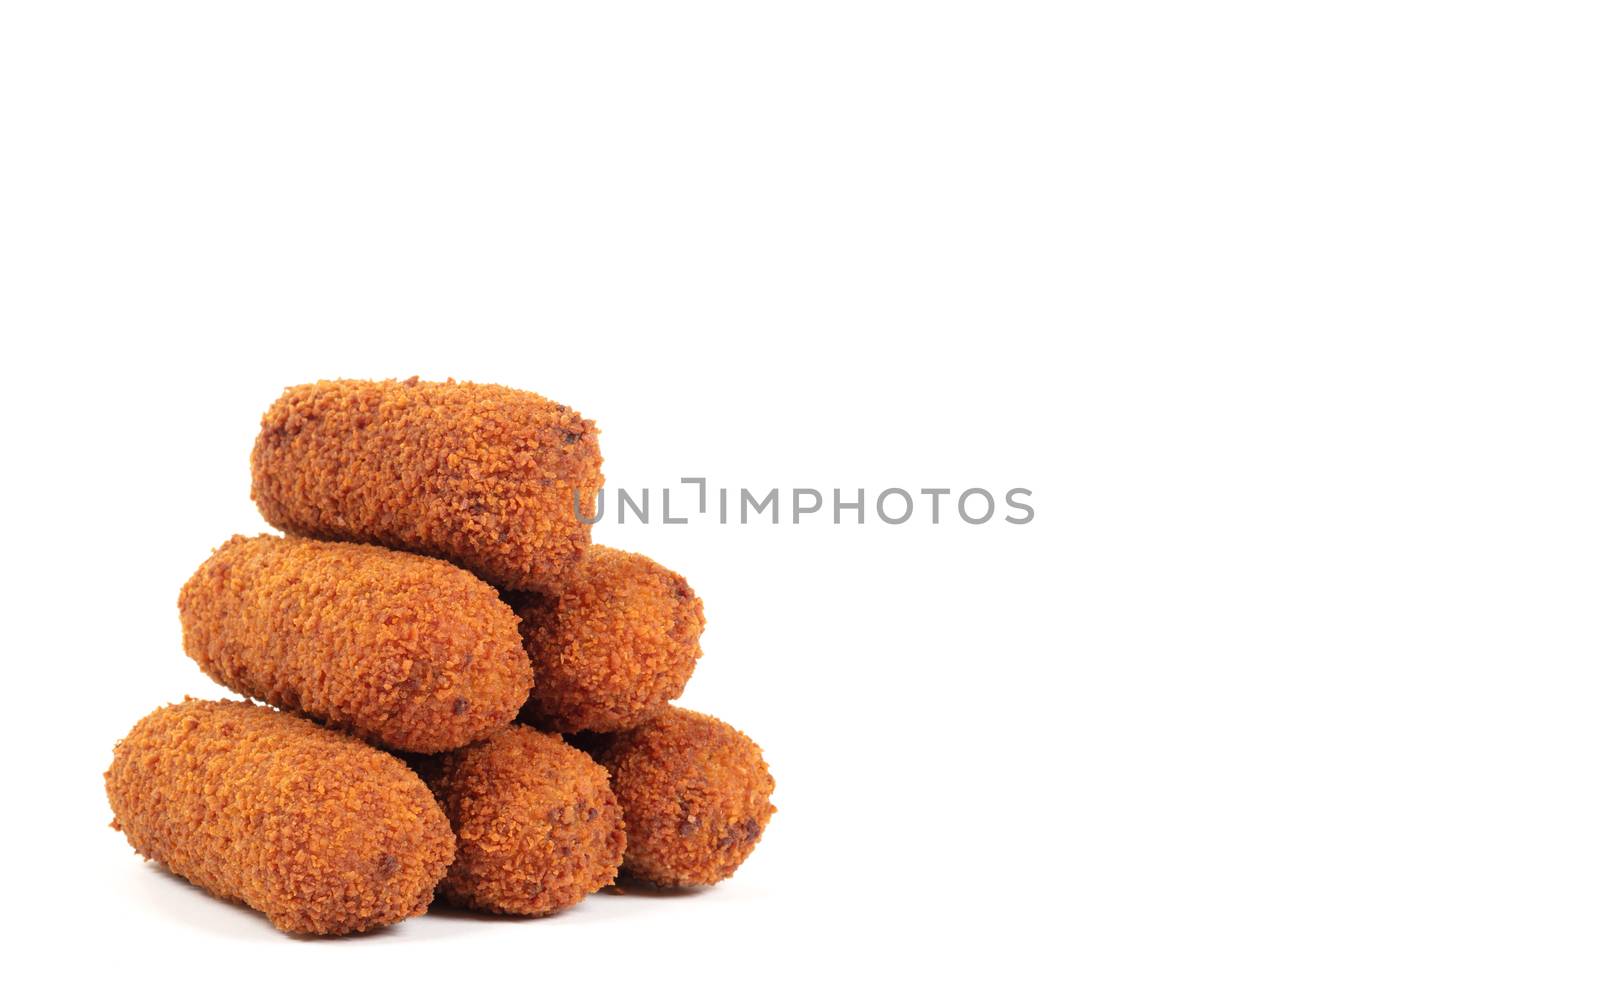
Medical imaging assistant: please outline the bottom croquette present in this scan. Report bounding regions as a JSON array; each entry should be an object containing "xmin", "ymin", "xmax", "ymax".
[
  {"xmin": 419, "ymin": 726, "xmax": 625, "ymax": 916},
  {"xmin": 595, "ymin": 707, "xmax": 775, "ymax": 887},
  {"xmin": 105, "ymin": 699, "xmax": 456, "ymax": 936}
]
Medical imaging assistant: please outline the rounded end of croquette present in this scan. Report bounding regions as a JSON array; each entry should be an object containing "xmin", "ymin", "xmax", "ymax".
[
  {"xmin": 420, "ymin": 725, "xmax": 625, "ymax": 916},
  {"xmin": 512, "ymin": 545, "xmax": 706, "ymax": 734},
  {"xmin": 598, "ymin": 707, "xmax": 775, "ymax": 887},
  {"xmin": 106, "ymin": 699, "xmax": 456, "ymax": 936},
  {"xmin": 249, "ymin": 377, "xmax": 603, "ymax": 593}
]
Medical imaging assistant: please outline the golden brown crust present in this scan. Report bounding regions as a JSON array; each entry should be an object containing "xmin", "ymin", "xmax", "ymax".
[
  {"xmin": 179, "ymin": 534, "xmax": 532, "ymax": 753},
  {"xmin": 250, "ymin": 377, "xmax": 603, "ymax": 593},
  {"xmin": 105, "ymin": 699, "xmax": 456, "ymax": 936},
  {"xmin": 597, "ymin": 707, "xmax": 775, "ymax": 887},
  {"xmin": 419, "ymin": 726, "xmax": 624, "ymax": 916},
  {"xmin": 512, "ymin": 545, "xmax": 705, "ymax": 733}
]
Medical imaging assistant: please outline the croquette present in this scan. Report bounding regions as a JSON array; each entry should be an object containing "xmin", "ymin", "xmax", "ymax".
[
  {"xmin": 179, "ymin": 534, "xmax": 532, "ymax": 753},
  {"xmin": 418, "ymin": 726, "xmax": 625, "ymax": 916},
  {"xmin": 594, "ymin": 707, "xmax": 775, "ymax": 887},
  {"xmin": 251, "ymin": 377, "xmax": 603, "ymax": 593},
  {"xmin": 105, "ymin": 699, "xmax": 456, "ymax": 936},
  {"xmin": 511, "ymin": 545, "xmax": 705, "ymax": 733}
]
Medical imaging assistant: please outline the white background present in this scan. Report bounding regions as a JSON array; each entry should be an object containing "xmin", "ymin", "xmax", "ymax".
[{"xmin": 2, "ymin": 2, "xmax": 1597, "ymax": 999}]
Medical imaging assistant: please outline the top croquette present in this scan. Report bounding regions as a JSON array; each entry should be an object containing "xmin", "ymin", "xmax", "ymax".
[
  {"xmin": 179, "ymin": 534, "xmax": 533, "ymax": 753},
  {"xmin": 251, "ymin": 377, "xmax": 603, "ymax": 593},
  {"xmin": 512, "ymin": 545, "xmax": 706, "ymax": 733},
  {"xmin": 106, "ymin": 698, "xmax": 456, "ymax": 936}
]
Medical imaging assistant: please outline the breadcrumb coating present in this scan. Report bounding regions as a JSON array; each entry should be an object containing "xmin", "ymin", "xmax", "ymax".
[
  {"xmin": 596, "ymin": 707, "xmax": 775, "ymax": 887},
  {"xmin": 511, "ymin": 545, "xmax": 705, "ymax": 733},
  {"xmin": 418, "ymin": 726, "xmax": 624, "ymax": 916},
  {"xmin": 105, "ymin": 699, "xmax": 456, "ymax": 936},
  {"xmin": 251, "ymin": 377, "xmax": 603, "ymax": 593},
  {"xmin": 179, "ymin": 534, "xmax": 532, "ymax": 753}
]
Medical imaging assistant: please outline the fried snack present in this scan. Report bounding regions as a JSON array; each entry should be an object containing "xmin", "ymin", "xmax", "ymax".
[
  {"xmin": 251, "ymin": 377, "xmax": 602, "ymax": 593},
  {"xmin": 105, "ymin": 699, "xmax": 455, "ymax": 936},
  {"xmin": 419, "ymin": 726, "xmax": 624, "ymax": 916},
  {"xmin": 179, "ymin": 534, "xmax": 532, "ymax": 753},
  {"xmin": 511, "ymin": 545, "xmax": 705, "ymax": 734},
  {"xmin": 595, "ymin": 707, "xmax": 775, "ymax": 887}
]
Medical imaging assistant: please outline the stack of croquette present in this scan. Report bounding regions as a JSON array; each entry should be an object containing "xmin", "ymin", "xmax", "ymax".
[{"xmin": 104, "ymin": 378, "xmax": 775, "ymax": 936}]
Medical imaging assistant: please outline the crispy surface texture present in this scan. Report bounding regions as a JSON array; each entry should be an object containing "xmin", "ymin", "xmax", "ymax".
[
  {"xmin": 419, "ymin": 726, "xmax": 624, "ymax": 916},
  {"xmin": 179, "ymin": 534, "xmax": 532, "ymax": 753},
  {"xmin": 512, "ymin": 545, "xmax": 705, "ymax": 733},
  {"xmin": 251, "ymin": 377, "xmax": 602, "ymax": 593},
  {"xmin": 596, "ymin": 707, "xmax": 775, "ymax": 887},
  {"xmin": 105, "ymin": 699, "xmax": 456, "ymax": 936}
]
